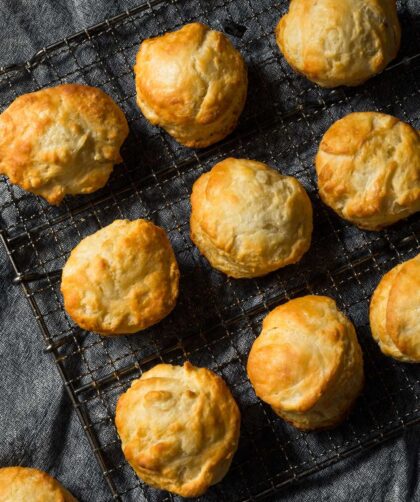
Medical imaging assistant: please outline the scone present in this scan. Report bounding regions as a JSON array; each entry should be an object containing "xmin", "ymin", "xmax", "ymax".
[
  {"xmin": 247, "ymin": 296, "xmax": 364, "ymax": 430},
  {"xmin": 134, "ymin": 22, "xmax": 247, "ymax": 148},
  {"xmin": 316, "ymin": 112, "xmax": 420, "ymax": 230},
  {"xmin": 115, "ymin": 362, "xmax": 240, "ymax": 497},
  {"xmin": 190, "ymin": 158, "xmax": 313, "ymax": 278},
  {"xmin": 276, "ymin": 0, "xmax": 401, "ymax": 88},
  {"xmin": 0, "ymin": 466, "xmax": 77, "ymax": 501},
  {"xmin": 0, "ymin": 83, "xmax": 128, "ymax": 204},
  {"xmin": 370, "ymin": 254, "xmax": 420, "ymax": 362},
  {"xmin": 61, "ymin": 219, "xmax": 179, "ymax": 335}
]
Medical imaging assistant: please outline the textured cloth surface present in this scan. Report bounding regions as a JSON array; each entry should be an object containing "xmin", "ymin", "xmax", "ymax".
[{"xmin": 0, "ymin": 1, "xmax": 419, "ymax": 501}]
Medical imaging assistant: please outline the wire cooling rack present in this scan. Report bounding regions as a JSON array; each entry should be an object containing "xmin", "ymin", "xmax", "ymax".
[{"xmin": 0, "ymin": 0, "xmax": 419, "ymax": 500}]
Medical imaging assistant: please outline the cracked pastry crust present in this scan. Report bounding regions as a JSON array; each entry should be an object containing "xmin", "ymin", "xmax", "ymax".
[
  {"xmin": 276, "ymin": 0, "xmax": 401, "ymax": 88},
  {"xmin": 134, "ymin": 22, "xmax": 247, "ymax": 148},
  {"xmin": 0, "ymin": 466, "xmax": 77, "ymax": 502},
  {"xmin": 247, "ymin": 296, "xmax": 364, "ymax": 430},
  {"xmin": 370, "ymin": 254, "xmax": 420, "ymax": 362},
  {"xmin": 0, "ymin": 83, "xmax": 128, "ymax": 205},
  {"xmin": 115, "ymin": 362, "xmax": 240, "ymax": 497},
  {"xmin": 316, "ymin": 112, "xmax": 420, "ymax": 230},
  {"xmin": 61, "ymin": 219, "xmax": 179, "ymax": 335},
  {"xmin": 190, "ymin": 158, "xmax": 313, "ymax": 278}
]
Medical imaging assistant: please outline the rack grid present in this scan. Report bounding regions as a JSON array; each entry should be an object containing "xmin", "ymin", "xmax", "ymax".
[{"xmin": 0, "ymin": 1, "xmax": 419, "ymax": 500}]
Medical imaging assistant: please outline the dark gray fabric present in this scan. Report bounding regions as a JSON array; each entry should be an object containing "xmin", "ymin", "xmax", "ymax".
[{"xmin": 0, "ymin": 1, "xmax": 419, "ymax": 501}]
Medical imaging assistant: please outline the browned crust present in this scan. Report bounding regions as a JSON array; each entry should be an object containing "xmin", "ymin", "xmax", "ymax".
[
  {"xmin": 134, "ymin": 23, "xmax": 247, "ymax": 148},
  {"xmin": 0, "ymin": 83, "xmax": 128, "ymax": 204}
]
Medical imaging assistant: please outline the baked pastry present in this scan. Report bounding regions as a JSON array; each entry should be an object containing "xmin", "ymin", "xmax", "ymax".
[
  {"xmin": 115, "ymin": 361, "xmax": 240, "ymax": 497},
  {"xmin": 370, "ymin": 254, "xmax": 420, "ymax": 362},
  {"xmin": 0, "ymin": 466, "xmax": 77, "ymax": 501},
  {"xmin": 247, "ymin": 295, "xmax": 364, "ymax": 430},
  {"xmin": 316, "ymin": 112, "xmax": 420, "ymax": 230},
  {"xmin": 190, "ymin": 158, "xmax": 313, "ymax": 278},
  {"xmin": 276, "ymin": 0, "xmax": 401, "ymax": 88},
  {"xmin": 134, "ymin": 22, "xmax": 247, "ymax": 148},
  {"xmin": 0, "ymin": 83, "xmax": 128, "ymax": 204},
  {"xmin": 61, "ymin": 219, "xmax": 179, "ymax": 335}
]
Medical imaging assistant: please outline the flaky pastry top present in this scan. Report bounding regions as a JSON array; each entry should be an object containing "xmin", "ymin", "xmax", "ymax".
[
  {"xmin": 190, "ymin": 158, "xmax": 313, "ymax": 278},
  {"xmin": 247, "ymin": 296, "xmax": 359, "ymax": 414},
  {"xmin": 61, "ymin": 219, "xmax": 179, "ymax": 335},
  {"xmin": 115, "ymin": 362, "xmax": 240, "ymax": 497},
  {"xmin": 134, "ymin": 23, "xmax": 247, "ymax": 147},
  {"xmin": 276, "ymin": 0, "xmax": 400, "ymax": 87},
  {"xmin": 386, "ymin": 255, "xmax": 420, "ymax": 360},
  {"xmin": 316, "ymin": 112, "xmax": 420, "ymax": 230},
  {"xmin": 0, "ymin": 467, "xmax": 77, "ymax": 502},
  {"xmin": 369, "ymin": 262, "xmax": 411, "ymax": 361},
  {"xmin": 0, "ymin": 83, "xmax": 128, "ymax": 204}
]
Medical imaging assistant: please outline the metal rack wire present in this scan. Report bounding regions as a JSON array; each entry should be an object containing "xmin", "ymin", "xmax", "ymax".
[{"xmin": 0, "ymin": 0, "xmax": 419, "ymax": 500}]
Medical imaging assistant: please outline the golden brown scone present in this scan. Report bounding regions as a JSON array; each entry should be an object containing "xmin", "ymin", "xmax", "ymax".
[
  {"xmin": 115, "ymin": 362, "xmax": 240, "ymax": 497},
  {"xmin": 0, "ymin": 466, "xmax": 77, "ymax": 502},
  {"xmin": 369, "ymin": 263, "xmax": 410, "ymax": 361},
  {"xmin": 370, "ymin": 254, "xmax": 420, "ymax": 362},
  {"xmin": 134, "ymin": 22, "xmax": 247, "ymax": 148},
  {"xmin": 316, "ymin": 112, "xmax": 420, "ymax": 230},
  {"xmin": 0, "ymin": 83, "xmax": 128, "ymax": 205},
  {"xmin": 276, "ymin": 0, "xmax": 401, "ymax": 88},
  {"xmin": 247, "ymin": 296, "xmax": 364, "ymax": 430},
  {"xmin": 61, "ymin": 219, "xmax": 179, "ymax": 335},
  {"xmin": 190, "ymin": 158, "xmax": 313, "ymax": 278}
]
